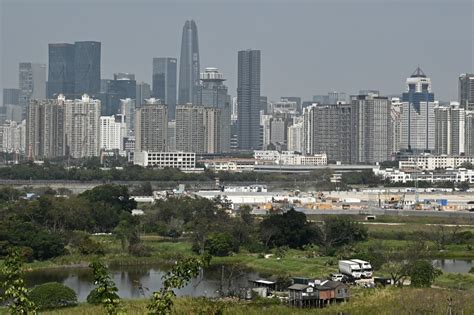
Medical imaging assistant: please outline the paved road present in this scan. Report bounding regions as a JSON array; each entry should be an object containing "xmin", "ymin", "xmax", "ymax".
[{"xmin": 253, "ymin": 207, "xmax": 474, "ymax": 219}]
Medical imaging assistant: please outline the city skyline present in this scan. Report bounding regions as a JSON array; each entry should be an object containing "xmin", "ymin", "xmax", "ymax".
[{"xmin": 1, "ymin": 0, "xmax": 472, "ymax": 106}]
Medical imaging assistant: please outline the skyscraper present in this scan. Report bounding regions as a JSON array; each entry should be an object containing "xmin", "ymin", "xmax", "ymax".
[
  {"xmin": 400, "ymin": 67, "xmax": 437, "ymax": 153},
  {"xmin": 3, "ymin": 88, "xmax": 20, "ymax": 106},
  {"xmin": 63, "ymin": 94, "xmax": 101, "ymax": 158},
  {"xmin": 74, "ymin": 41, "xmax": 101, "ymax": 97},
  {"xmin": 26, "ymin": 97, "xmax": 66, "ymax": 159},
  {"xmin": 237, "ymin": 49, "xmax": 261, "ymax": 150},
  {"xmin": 135, "ymin": 98, "xmax": 168, "ymax": 152},
  {"xmin": 178, "ymin": 20, "xmax": 200, "ymax": 104},
  {"xmin": 153, "ymin": 57, "xmax": 177, "ymax": 119},
  {"xmin": 136, "ymin": 82, "xmax": 151, "ymax": 107},
  {"xmin": 459, "ymin": 73, "xmax": 474, "ymax": 111},
  {"xmin": 303, "ymin": 103, "xmax": 352, "ymax": 164},
  {"xmin": 198, "ymin": 67, "xmax": 231, "ymax": 152},
  {"xmin": 434, "ymin": 102, "xmax": 465, "ymax": 155},
  {"xmin": 47, "ymin": 43, "xmax": 75, "ymax": 98},
  {"xmin": 19, "ymin": 63, "xmax": 46, "ymax": 111},
  {"xmin": 176, "ymin": 104, "xmax": 220, "ymax": 154},
  {"xmin": 103, "ymin": 73, "xmax": 136, "ymax": 115},
  {"xmin": 351, "ymin": 93, "xmax": 392, "ymax": 164}
]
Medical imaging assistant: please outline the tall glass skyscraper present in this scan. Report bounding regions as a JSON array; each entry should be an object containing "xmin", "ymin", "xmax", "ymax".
[
  {"xmin": 47, "ymin": 41, "xmax": 101, "ymax": 99},
  {"xmin": 153, "ymin": 57, "xmax": 177, "ymax": 120},
  {"xmin": 198, "ymin": 67, "xmax": 231, "ymax": 152},
  {"xmin": 237, "ymin": 49, "xmax": 261, "ymax": 150},
  {"xmin": 178, "ymin": 20, "xmax": 200, "ymax": 105},
  {"xmin": 74, "ymin": 41, "xmax": 101, "ymax": 97},
  {"xmin": 47, "ymin": 43, "xmax": 75, "ymax": 98}
]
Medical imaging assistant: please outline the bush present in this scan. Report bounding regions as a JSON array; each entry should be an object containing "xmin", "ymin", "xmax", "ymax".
[
  {"xmin": 86, "ymin": 288, "xmax": 119, "ymax": 305},
  {"xmin": 128, "ymin": 243, "xmax": 152, "ymax": 257},
  {"xmin": 78, "ymin": 237, "xmax": 105, "ymax": 255},
  {"xmin": 29, "ymin": 282, "xmax": 77, "ymax": 310}
]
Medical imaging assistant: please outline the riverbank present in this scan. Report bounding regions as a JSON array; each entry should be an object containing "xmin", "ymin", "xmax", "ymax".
[{"xmin": 28, "ymin": 287, "xmax": 474, "ymax": 315}]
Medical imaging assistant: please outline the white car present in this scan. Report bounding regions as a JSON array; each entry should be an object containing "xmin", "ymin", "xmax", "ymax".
[{"xmin": 330, "ymin": 273, "xmax": 344, "ymax": 282}]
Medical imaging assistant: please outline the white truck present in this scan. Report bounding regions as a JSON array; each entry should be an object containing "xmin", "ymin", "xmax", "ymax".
[
  {"xmin": 338, "ymin": 260, "xmax": 362, "ymax": 279},
  {"xmin": 350, "ymin": 259, "xmax": 373, "ymax": 278}
]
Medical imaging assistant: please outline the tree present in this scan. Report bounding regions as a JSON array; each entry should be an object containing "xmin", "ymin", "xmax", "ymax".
[
  {"xmin": 315, "ymin": 216, "xmax": 368, "ymax": 254},
  {"xmin": 0, "ymin": 249, "xmax": 37, "ymax": 314},
  {"xmin": 459, "ymin": 161, "xmax": 474, "ymax": 169},
  {"xmin": 113, "ymin": 214, "xmax": 141, "ymax": 252},
  {"xmin": 147, "ymin": 255, "xmax": 211, "ymax": 314},
  {"xmin": 88, "ymin": 261, "xmax": 122, "ymax": 315},
  {"xmin": 456, "ymin": 181, "xmax": 470, "ymax": 192},
  {"xmin": 259, "ymin": 209, "xmax": 318, "ymax": 249},
  {"xmin": 408, "ymin": 260, "xmax": 442, "ymax": 287},
  {"xmin": 204, "ymin": 233, "xmax": 234, "ymax": 256}
]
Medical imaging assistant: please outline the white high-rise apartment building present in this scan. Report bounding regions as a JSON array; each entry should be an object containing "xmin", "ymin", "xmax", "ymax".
[
  {"xmin": 287, "ymin": 122, "xmax": 303, "ymax": 153},
  {"xmin": 0, "ymin": 120, "xmax": 26, "ymax": 153},
  {"xmin": 64, "ymin": 94, "xmax": 101, "ymax": 158},
  {"xmin": 120, "ymin": 98, "xmax": 135, "ymax": 133},
  {"xmin": 434, "ymin": 102, "xmax": 465, "ymax": 155},
  {"xmin": 390, "ymin": 97, "xmax": 402, "ymax": 154},
  {"xmin": 100, "ymin": 115, "xmax": 126, "ymax": 152}
]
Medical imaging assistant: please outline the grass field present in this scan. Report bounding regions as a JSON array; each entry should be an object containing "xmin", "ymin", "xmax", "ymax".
[{"xmin": 25, "ymin": 287, "xmax": 474, "ymax": 315}]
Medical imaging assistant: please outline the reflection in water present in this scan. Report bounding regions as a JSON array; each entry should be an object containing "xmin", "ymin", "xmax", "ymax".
[
  {"xmin": 431, "ymin": 259, "xmax": 473, "ymax": 273},
  {"xmin": 25, "ymin": 265, "xmax": 259, "ymax": 302}
]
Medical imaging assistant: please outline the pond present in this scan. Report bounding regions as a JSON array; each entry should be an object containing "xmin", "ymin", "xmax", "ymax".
[
  {"xmin": 25, "ymin": 265, "xmax": 260, "ymax": 302},
  {"xmin": 431, "ymin": 259, "xmax": 473, "ymax": 273}
]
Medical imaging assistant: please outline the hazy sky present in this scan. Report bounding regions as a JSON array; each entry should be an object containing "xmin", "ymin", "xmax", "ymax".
[{"xmin": 1, "ymin": 0, "xmax": 473, "ymax": 103}]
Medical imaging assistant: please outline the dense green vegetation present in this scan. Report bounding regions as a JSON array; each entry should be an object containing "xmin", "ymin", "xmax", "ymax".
[{"xmin": 29, "ymin": 282, "xmax": 78, "ymax": 310}]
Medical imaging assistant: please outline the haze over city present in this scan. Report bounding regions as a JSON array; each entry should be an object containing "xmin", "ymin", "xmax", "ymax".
[{"xmin": 1, "ymin": 0, "xmax": 473, "ymax": 103}]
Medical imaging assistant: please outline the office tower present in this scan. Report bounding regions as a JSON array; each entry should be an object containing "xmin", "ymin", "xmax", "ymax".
[
  {"xmin": 400, "ymin": 67, "xmax": 437, "ymax": 153},
  {"xmin": 271, "ymin": 99, "xmax": 298, "ymax": 114},
  {"xmin": 269, "ymin": 115, "xmax": 289, "ymax": 150},
  {"xmin": 303, "ymin": 104, "xmax": 352, "ymax": 164},
  {"xmin": 313, "ymin": 92, "xmax": 346, "ymax": 104},
  {"xmin": 260, "ymin": 96, "xmax": 268, "ymax": 114},
  {"xmin": 237, "ymin": 49, "xmax": 261, "ymax": 150},
  {"xmin": 0, "ymin": 105, "xmax": 22, "ymax": 123},
  {"xmin": 434, "ymin": 102, "xmax": 465, "ymax": 155},
  {"xmin": 459, "ymin": 73, "xmax": 474, "ymax": 111},
  {"xmin": 260, "ymin": 113, "xmax": 272, "ymax": 149},
  {"xmin": 176, "ymin": 104, "xmax": 220, "ymax": 154},
  {"xmin": 351, "ymin": 94, "xmax": 392, "ymax": 164},
  {"xmin": 19, "ymin": 63, "xmax": 46, "ymax": 110},
  {"xmin": 120, "ymin": 98, "xmax": 136, "ymax": 132},
  {"xmin": 104, "ymin": 73, "xmax": 136, "ymax": 115},
  {"xmin": 287, "ymin": 122, "xmax": 303, "ymax": 152},
  {"xmin": 167, "ymin": 121, "xmax": 176, "ymax": 151},
  {"xmin": 198, "ymin": 67, "xmax": 231, "ymax": 152},
  {"xmin": 114, "ymin": 73, "xmax": 135, "ymax": 80},
  {"xmin": 74, "ymin": 41, "xmax": 101, "ymax": 97},
  {"xmin": 63, "ymin": 94, "xmax": 101, "ymax": 158},
  {"xmin": 3, "ymin": 88, "xmax": 20, "ymax": 106},
  {"xmin": 465, "ymin": 112, "xmax": 474, "ymax": 155},
  {"xmin": 135, "ymin": 98, "xmax": 168, "ymax": 152},
  {"xmin": 47, "ymin": 43, "xmax": 75, "ymax": 98},
  {"xmin": 153, "ymin": 57, "xmax": 177, "ymax": 119},
  {"xmin": 281, "ymin": 96, "xmax": 302, "ymax": 113},
  {"xmin": 390, "ymin": 97, "xmax": 403, "ymax": 154},
  {"xmin": 178, "ymin": 20, "xmax": 200, "ymax": 104},
  {"xmin": 136, "ymin": 82, "xmax": 151, "ymax": 107},
  {"xmin": 26, "ymin": 98, "xmax": 65, "ymax": 159},
  {"xmin": 100, "ymin": 115, "xmax": 126, "ymax": 152},
  {"xmin": 101, "ymin": 79, "xmax": 112, "ymax": 93}
]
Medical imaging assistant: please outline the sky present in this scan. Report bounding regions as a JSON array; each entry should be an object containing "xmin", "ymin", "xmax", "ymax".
[{"xmin": 1, "ymin": 0, "xmax": 473, "ymax": 103}]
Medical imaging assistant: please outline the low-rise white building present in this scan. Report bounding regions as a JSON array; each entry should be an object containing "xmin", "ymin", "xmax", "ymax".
[
  {"xmin": 254, "ymin": 150, "xmax": 327, "ymax": 166},
  {"xmin": 400, "ymin": 154, "xmax": 474, "ymax": 170},
  {"xmin": 202, "ymin": 158, "xmax": 255, "ymax": 172},
  {"xmin": 133, "ymin": 151, "xmax": 196, "ymax": 169},
  {"xmin": 375, "ymin": 167, "xmax": 474, "ymax": 183}
]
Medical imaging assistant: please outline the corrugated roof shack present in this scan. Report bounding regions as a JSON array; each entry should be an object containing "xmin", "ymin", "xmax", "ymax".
[
  {"xmin": 288, "ymin": 280, "xmax": 350, "ymax": 308},
  {"xmin": 288, "ymin": 284, "xmax": 319, "ymax": 308}
]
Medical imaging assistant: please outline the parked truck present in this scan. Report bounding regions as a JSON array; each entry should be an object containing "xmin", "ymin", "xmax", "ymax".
[
  {"xmin": 338, "ymin": 260, "xmax": 362, "ymax": 279},
  {"xmin": 350, "ymin": 259, "xmax": 373, "ymax": 278}
]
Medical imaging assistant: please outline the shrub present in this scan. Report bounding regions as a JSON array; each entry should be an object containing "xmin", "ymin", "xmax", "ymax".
[
  {"xmin": 86, "ymin": 288, "xmax": 120, "ymax": 305},
  {"xmin": 29, "ymin": 282, "xmax": 77, "ymax": 310},
  {"xmin": 78, "ymin": 237, "xmax": 105, "ymax": 255},
  {"xmin": 128, "ymin": 243, "xmax": 151, "ymax": 257}
]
